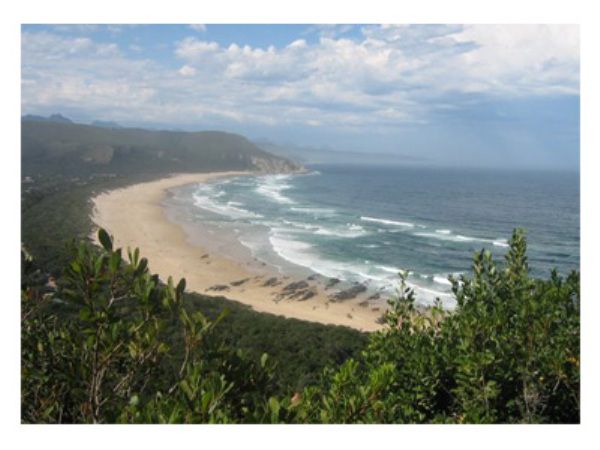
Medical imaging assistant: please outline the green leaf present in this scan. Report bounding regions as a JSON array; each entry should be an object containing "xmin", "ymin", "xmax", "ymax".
[
  {"xmin": 135, "ymin": 258, "xmax": 148, "ymax": 275},
  {"xmin": 180, "ymin": 380, "xmax": 194, "ymax": 400},
  {"xmin": 70, "ymin": 260, "xmax": 81, "ymax": 274},
  {"xmin": 157, "ymin": 342, "xmax": 169, "ymax": 353},
  {"xmin": 79, "ymin": 306, "xmax": 92, "ymax": 321},
  {"xmin": 109, "ymin": 250, "xmax": 121, "ymax": 273},
  {"xmin": 129, "ymin": 394, "xmax": 139, "ymax": 407},
  {"xmin": 94, "ymin": 255, "xmax": 105, "ymax": 277},
  {"xmin": 98, "ymin": 228, "xmax": 113, "ymax": 251},
  {"xmin": 268, "ymin": 397, "xmax": 280, "ymax": 420},
  {"xmin": 176, "ymin": 278, "xmax": 186, "ymax": 299}
]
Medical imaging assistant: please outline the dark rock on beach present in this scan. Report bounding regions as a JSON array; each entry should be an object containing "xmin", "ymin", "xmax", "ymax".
[
  {"xmin": 293, "ymin": 288, "xmax": 317, "ymax": 301},
  {"xmin": 207, "ymin": 284, "xmax": 230, "ymax": 292},
  {"xmin": 262, "ymin": 277, "xmax": 281, "ymax": 287},
  {"xmin": 325, "ymin": 278, "xmax": 341, "ymax": 290},
  {"xmin": 329, "ymin": 283, "xmax": 367, "ymax": 302},
  {"xmin": 282, "ymin": 280, "xmax": 309, "ymax": 293},
  {"xmin": 275, "ymin": 280, "xmax": 317, "ymax": 302}
]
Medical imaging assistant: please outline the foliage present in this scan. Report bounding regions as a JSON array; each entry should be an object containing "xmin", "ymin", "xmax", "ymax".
[
  {"xmin": 21, "ymin": 173, "xmax": 367, "ymax": 393},
  {"xmin": 21, "ymin": 173, "xmax": 144, "ymax": 275},
  {"xmin": 291, "ymin": 229, "xmax": 580, "ymax": 424},
  {"xmin": 21, "ymin": 229, "xmax": 580, "ymax": 423},
  {"xmin": 22, "ymin": 231, "xmax": 279, "ymax": 423}
]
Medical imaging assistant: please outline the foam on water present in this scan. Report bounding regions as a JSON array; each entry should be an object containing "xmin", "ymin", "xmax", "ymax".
[
  {"xmin": 414, "ymin": 231, "xmax": 508, "ymax": 247},
  {"xmin": 376, "ymin": 265, "xmax": 402, "ymax": 274},
  {"xmin": 361, "ymin": 216, "xmax": 415, "ymax": 228},
  {"xmin": 268, "ymin": 228, "xmax": 455, "ymax": 306},
  {"xmin": 255, "ymin": 174, "xmax": 296, "ymax": 204},
  {"xmin": 433, "ymin": 275, "xmax": 453, "ymax": 286},
  {"xmin": 314, "ymin": 223, "xmax": 368, "ymax": 238},
  {"xmin": 281, "ymin": 220, "xmax": 316, "ymax": 230},
  {"xmin": 178, "ymin": 170, "xmax": 545, "ymax": 310},
  {"xmin": 281, "ymin": 220, "xmax": 368, "ymax": 239},
  {"xmin": 290, "ymin": 206, "xmax": 337, "ymax": 215},
  {"xmin": 268, "ymin": 230, "xmax": 342, "ymax": 279},
  {"xmin": 192, "ymin": 190, "xmax": 262, "ymax": 220}
]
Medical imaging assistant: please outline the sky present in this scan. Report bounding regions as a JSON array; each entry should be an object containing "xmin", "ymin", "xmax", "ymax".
[{"xmin": 21, "ymin": 24, "xmax": 580, "ymax": 169}]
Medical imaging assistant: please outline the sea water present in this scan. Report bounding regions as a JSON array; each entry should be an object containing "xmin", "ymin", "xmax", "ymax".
[{"xmin": 165, "ymin": 165, "xmax": 579, "ymax": 308}]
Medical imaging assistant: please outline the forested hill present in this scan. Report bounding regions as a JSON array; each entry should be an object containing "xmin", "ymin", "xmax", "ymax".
[{"xmin": 21, "ymin": 118, "xmax": 301, "ymax": 177}]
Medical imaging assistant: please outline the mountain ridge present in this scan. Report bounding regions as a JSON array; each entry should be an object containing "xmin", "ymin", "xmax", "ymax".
[{"xmin": 22, "ymin": 118, "xmax": 302, "ymax": 177}]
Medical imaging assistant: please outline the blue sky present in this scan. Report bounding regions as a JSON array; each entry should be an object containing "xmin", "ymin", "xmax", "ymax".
[{"xmin": 21, "ymin": 24, "xmax": 579, "ymax": 169}]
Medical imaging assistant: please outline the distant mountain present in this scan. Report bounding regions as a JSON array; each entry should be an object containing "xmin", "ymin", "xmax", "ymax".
[
  {"xmin": 22, "ymin": 113, "xmax": 73, "ymax": 124},
  {"xmin": 22, "ymin": 121, "xmax": 301, "ymax": 177},
  {"xmin": 91, "ymin": 120, "xmax": 122, "ymax": 129},
  {"xmin": 253, "ymin": 139, "xmax": 427, "ymax": 166}
]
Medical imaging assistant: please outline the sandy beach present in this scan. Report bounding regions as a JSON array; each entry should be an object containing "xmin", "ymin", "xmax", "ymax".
[{"xmin": 91, "ymin": 172, "xmax": 385, "ymax": 332}]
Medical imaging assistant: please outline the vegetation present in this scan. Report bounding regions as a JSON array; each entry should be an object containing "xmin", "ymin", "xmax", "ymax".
[
  {"xmin": 22, "ymin": 229, "xmax": 579, "ymax": 423},
  {"xmin": 293, "ymin": 230, "xmax": 579, "ymax": 423},
  {"xmin": 22, "ymin": 119, "xmax": 300, "ymax": 177},
  {"xmin": 20, "ymin": 128, "xmax": 579, "ymax": 423},
  {"xmin": 21, "ymin": 174, "xmax": 367, "ymax": 399}
]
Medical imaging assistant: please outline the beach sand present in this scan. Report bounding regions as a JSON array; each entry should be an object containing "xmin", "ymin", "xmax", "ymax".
[{"xmin": 91, "ymin": 172, "xmax": 385, "ymax": 332}]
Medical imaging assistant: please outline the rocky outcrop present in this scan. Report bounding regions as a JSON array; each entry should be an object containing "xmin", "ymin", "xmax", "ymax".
[{"xmin": 329, "ymin": 283, "xmax": 367, "ymax": 302}]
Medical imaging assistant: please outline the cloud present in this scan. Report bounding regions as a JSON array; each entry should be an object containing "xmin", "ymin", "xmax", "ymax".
[
  {"xmin": 21, "ymin": 25, "xmax": 579, "ymax": 134},
  {"xmin": 175, "ymin": 37, "xmax": 220, "ymax": 59},
  {"xmin": 50, "ymin": 24, "xmax": 126, "ymax": 34},
  {"xmin": 303, "ymin": 24, "xmax": 356, "ymax": 39},
  {"xmin": 178, "ymin": 65, "xmax": 196, "ymax": 76},
  {"xmin": 22, "ymin": 32, "xmax": 156, "ymax": 113},
  {"xmin": 189, "ymin": 24, "xmax": 207, "ymax": 32}
]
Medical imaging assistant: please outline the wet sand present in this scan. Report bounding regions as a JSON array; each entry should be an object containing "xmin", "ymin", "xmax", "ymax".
[{"xmin": 91, "ymin": 172, "xmax": 385, "ymax": 332}]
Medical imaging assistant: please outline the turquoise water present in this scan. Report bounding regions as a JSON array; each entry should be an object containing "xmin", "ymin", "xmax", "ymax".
[{"xmin": 168, "ymin": 165, "xmax": 579, "ymax": 307}]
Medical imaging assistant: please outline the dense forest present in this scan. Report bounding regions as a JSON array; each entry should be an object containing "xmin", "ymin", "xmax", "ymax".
[{"xmin": 20, "ymin": 119, "xmax": 580, "ymax": 423}]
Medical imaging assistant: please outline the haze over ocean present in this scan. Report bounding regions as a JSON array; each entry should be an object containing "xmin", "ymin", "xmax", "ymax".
[{"xmin": 166, "ymin": 164, "xmax": 579, "ymax": 308}]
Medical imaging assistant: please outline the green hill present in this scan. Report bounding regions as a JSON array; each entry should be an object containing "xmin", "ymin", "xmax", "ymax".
[{"xmin": 22, "ymin": 119, "xmax": 301, "ymax": 176}]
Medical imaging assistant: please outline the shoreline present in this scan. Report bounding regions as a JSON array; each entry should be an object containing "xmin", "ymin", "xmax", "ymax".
[{"xmin": 91, "ymin": 172, "xmax": 385, "ymax": 332}]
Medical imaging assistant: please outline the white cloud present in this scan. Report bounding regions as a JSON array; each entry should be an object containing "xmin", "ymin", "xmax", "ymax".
[
  {"xmin": 50, "ymin": 24, "xmax": 126, "ymax": 34},
  {"xmin": 178, "ymin": 65, "xmax": 196, "ymax": 76},
  {"xmin": 175, "ymin": 37, "xmax": 219, "ymax": 59},
  {"xmin": 449, "ymin": 25, "xmax": 579, "ymax": 94},
  {"xmin": 21, "ymin": 25, "xmax": 579, "ymax": 132},
  {"xmin": 287, "ymin": 39, "xmax": 307, "ymax": 49},
  {"xmin": 189, "ymin": 24, "xmax": 207, "ymax": 32},
  {"xmin": 303, "ymin": 24, "xmax": 356, "ymax": 39}
]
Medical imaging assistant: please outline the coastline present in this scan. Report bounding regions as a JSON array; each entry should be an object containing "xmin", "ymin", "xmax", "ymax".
[{"xmin": 91, "ymin": 172, "xmax": 385, "ymax": 332}]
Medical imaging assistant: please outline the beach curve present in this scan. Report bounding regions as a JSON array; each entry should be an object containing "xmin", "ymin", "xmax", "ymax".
[{"xmin": 91, "ymin": 172, "xmax": 385, "ymax": 332}]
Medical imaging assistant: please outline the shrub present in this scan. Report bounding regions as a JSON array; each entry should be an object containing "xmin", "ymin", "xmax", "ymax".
[
  {"xmin": 21, "ymin": 229, "xmax": 579, "ymax": 423},
  {"xmin": 291, "ymin": 229, "xmax": 580, "ymax": 424}
]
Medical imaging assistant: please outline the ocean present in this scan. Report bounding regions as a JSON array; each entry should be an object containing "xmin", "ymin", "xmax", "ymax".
[{"xmin": 164, "ymin": 164, "xmax": 580, "ymax": 308}]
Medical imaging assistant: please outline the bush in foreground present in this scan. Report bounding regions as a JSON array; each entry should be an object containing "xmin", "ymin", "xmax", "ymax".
[
  {"xmin": 21, "ymin": 229, "xmax": 579, "ymax": 423},
  {"xmin": 292, "ymin": 230, "xmax": 579, "ymax": 423}
]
